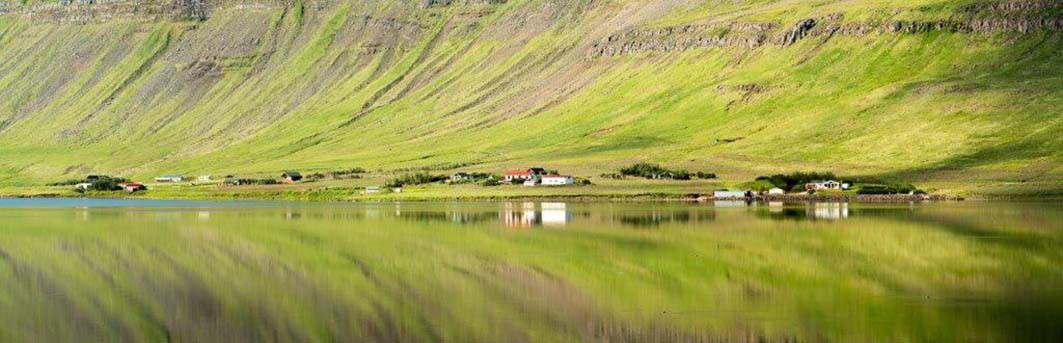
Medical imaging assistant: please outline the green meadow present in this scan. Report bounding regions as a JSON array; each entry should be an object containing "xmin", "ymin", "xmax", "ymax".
[{"xmin": 0, "ymin": 0, "xmax": 1061, "ymax": 198}]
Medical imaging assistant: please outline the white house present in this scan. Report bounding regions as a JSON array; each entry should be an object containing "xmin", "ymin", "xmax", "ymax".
[
  {"xmin": 155, "ymin": 174, "xmax": 186, "ymax": 183},
  {"xmin": 768, "ymin": 187, "xmax": 785, "ymax": 195},
  {"xmin": 714, "ymin": 190, "xmax": 747, "ymax": 199},
  {"xmin": 541, "ymin": 175, "xmax": 574, "ymax": 186},
  {"xmin": 197, "ymin": 175, "xmax": 212, "ymax": 182},
  {"xmin": 75, "ymin": 183, "xmax": 92, "ymax": 191},
  {"xmin": 505, "ymin": 169, "xmax": 536, "ymax": 183},
  {"xmin": 806, "ymin": 180, "xmax": 842, "ymax": 191}
]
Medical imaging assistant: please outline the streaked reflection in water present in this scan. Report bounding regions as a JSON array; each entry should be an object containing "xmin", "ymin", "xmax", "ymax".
[{"xmin": 0, "ymin": 199, "xmax": 1061, "ymax": 342}]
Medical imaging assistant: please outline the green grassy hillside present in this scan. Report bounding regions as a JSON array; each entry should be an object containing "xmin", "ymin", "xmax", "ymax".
[{"xmin": 0, "ymin": 0, "xmax": 1060, "ymax": 196}]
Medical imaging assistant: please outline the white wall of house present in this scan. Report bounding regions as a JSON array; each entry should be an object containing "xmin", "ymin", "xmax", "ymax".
[
  {"xmin": 542, "ymin": 176, "xmax": 574, "ymax": 186},
  {"xmin": 714, "ymin": 191, "xmax": 747, "ymax": 199}
]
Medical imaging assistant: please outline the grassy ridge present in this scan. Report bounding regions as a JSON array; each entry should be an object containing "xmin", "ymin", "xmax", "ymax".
[{"xmin": 0, "ymin": 0, "xmax": 1060, "ymax": 197}]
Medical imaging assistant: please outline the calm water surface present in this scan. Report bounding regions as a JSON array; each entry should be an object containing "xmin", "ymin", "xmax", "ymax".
[{"xmin": 0, "ymin": 199, "xmax": 1061, "ymax": 342}]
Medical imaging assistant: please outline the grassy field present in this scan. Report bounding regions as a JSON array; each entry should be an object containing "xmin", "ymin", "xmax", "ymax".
[
  {"xmin": 0, "ymin": 0, "xmax": 1060, "ymax": 197},
  {"xmin": 4, "ymin": 175, "xmax": 1054, "ymax": 202}
]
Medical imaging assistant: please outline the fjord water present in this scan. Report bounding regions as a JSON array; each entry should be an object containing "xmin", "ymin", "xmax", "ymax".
[{"xmin": 0, "ymin": 200, "xmax": 1060, "ymax": 342}]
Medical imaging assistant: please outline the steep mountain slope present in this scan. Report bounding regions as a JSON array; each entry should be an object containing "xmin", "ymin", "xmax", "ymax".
[{"xmin": 0, "ymin": 0, "xmax": 1060, "ymax": 195}]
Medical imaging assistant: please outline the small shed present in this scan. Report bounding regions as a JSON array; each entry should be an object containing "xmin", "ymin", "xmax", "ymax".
[
  {"xmin": 155, "ymin": 175, "xmax": 186, "ymax": 183},
  {"xmin": 281, "ymin": 171, "xmax": 303, "ymax": 183},
  {"xmin": 123, "ymin": 182, "xmax": 147, "ymax": 193},
  {"xmin": 714, "ymin": 190, "xmax": 748, "ymax": 199},
  {"xmin": 806, "ymin": 180, "xmax": 842, "ymax": 191}
]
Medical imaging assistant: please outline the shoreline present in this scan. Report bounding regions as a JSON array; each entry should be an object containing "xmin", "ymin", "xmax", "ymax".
[{"xmin": 0, "ymin": 188, "xmax": 973, "ymax": 203}]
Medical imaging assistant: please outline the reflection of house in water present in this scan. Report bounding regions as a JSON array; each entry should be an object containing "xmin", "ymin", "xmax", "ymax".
[
  {"xmin": 449, "ymin": 211, "xmax": 499, "ymax": 224},
  {"xmin": 758, "ymin": 203, "xmax": 851, "ymax": 221},
  {"xmin": 502, "ymin": 202, "xmax": 573, "ymax": 228},
  {"xmin": 714, "ymin": 200, "xmax": 751, "ymax": 208},
  {"xmin": 540, "ymin": 203, "xmax": 571, "ymax": 226},
  {"xmin": 503, "ymin": 202, "xmax": 539, "ymax": 228},
  {"xmin": 810, "ymin": 203, "xmax": 849, "ymax": 220}
]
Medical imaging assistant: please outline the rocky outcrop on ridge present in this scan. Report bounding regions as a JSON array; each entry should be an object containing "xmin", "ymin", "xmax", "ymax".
[{"xmin": 588, "ymin": 0, "xmax": 1063, "ymax": 58}]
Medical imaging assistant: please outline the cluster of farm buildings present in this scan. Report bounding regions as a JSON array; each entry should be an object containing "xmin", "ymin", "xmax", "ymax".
[
  {"xmin": 72, "ymin": 167, "xmax": 576, "ymax": 193},
  {"xmin": 714, "ymin": 180, "xmax": 852, "ymax": 199},
  {"xmin": 500, "ymin": 167, "xmax": 575, "ymax": 186}
]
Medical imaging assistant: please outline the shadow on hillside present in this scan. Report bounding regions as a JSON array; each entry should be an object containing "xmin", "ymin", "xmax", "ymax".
[{"xmin": 857, "ymin": 20, "xmax": 1063, "ymax": 187}]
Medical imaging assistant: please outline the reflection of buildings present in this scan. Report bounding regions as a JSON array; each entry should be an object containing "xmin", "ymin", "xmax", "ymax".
[
  {"xmin": 541, "ymin": 203, "xmax": 570, "ymax": 226},
  {"xmin": 503, "ymin": 202, "xmax": 537, "ymax": 228},
  {"xmin": 810, "ymin": 203, "xmax": 849, "ymax": 220},
  {"xmin": 714, "ymin": 200, "xmax": 751, "ymax": 208},
  {"xmin": 502, "ymin": 202, "xmax": 572, "ymax": 228}
]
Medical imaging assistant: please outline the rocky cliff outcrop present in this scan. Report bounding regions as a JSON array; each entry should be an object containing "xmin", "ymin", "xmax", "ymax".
[
  {"xmin": 0, "ymin": 0, "xmax": 288, "ymax": 23},
  {"xmin": 421, "ymin": 0, "xmax": 507, "ymax": 8},
  {"xmin": 588, "ymin": 0, "xmax": 1063, "ymax": 58}
]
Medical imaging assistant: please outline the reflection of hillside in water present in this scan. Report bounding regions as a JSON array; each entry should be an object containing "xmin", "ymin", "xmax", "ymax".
[
  {"xmin": 260, "ymin": 202, "xmax": 925, "ymax": 227},
  {"xmin": 613, "ymin": 210, "xmax": 716, "ymax": 228}
]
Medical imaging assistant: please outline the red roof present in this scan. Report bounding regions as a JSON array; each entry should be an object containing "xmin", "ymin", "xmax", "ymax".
[
  {"xmin": 505, "ymin": 169, "xmax": 533, "ymax": 176},
  {"xmin": 542, "ymin": 175, "xmax": 571, "ymax": 178}
]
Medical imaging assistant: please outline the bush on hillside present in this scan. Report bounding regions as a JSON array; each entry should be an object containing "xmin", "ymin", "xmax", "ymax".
[
  {"xmin": 619, "ymin": 163, "xmax": 714, "ymax": 181},
  {"xmin": 386, "ymin": 172, "xmax": 448, "ymax": 188},
  {"xmin": 451, "ymin": 172, "xmax": 496, "ymax": 184},
  {"xmin": 856, "ymin": 184, "xmax": 922, "ymax": 195},
  {"xmin": 88, "ymin": 176, "xmax": 127, "ymax": 192},
  {"xmin": 228, "ymin": 178, "xmax": 279, "ymax": 186},
  {"xmin": 48, "ymin": 179, "xmax": 85, "ymax": 186},
  {"xmin": 695, "ymin": 172, "xmax": 717, "ymax": 179},
  {"xmin": 50, "ymin": 175, "xmax": 127, "ymax": 188}
]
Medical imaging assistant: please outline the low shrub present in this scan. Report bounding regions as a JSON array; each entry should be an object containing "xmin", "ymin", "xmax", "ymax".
[
  {"xmin": 695, "ymin": 172, "xmax": 717, "ymax": 179},
  {"xmin": 88, "ymin": 176, "xmax": 127, "ymax": 191},
  {"xmin": 618, "ymin": 163, "xmax": 714, "ymax": 181},
  {"xmin": 856, "ymin": 184, "xmax": 922, "ymax": 195},
  {"xmin": 451, "ymin": 172, "xmax": 496, "ymax": 184},
  {"xmin": 227, "ymin": 178, "xmax": 279, "ymax": 186},
  {"xmin": 48, "ymin": 179, "xmax": 85, "ymax": 186},
  {"xmin": 386, "ymin": 172, "xmax": 448, "ymax": 188}
]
